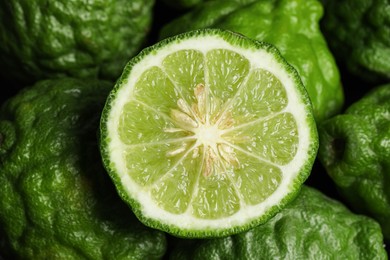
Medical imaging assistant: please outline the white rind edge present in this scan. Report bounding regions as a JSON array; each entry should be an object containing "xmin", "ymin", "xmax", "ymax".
[{"xmin": 106, "ymin": 34, "xmax": 313, "ymax": 230}]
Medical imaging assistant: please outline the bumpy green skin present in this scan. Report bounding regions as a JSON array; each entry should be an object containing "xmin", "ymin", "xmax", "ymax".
[
  {"xmin": 169, "ymin": 186, "xmax": 387, "ymax": 260},
  {"xmin": 0, "ymin": 0, "xmax": 154, "ymax": 85},
  {"xmin": 321, "ymin": 0, "xmax": 390, "ymax": 82},
  {"xmin": 319, "ymin": 84, "xmax": 390, "ymax": 241},
  {"xmin": 159, "ymin": 0, "xmax": 344, "ymax": 123},
  {"xmin": 0, "ymin": 79, "xmax": 166, "ymax": 259}
]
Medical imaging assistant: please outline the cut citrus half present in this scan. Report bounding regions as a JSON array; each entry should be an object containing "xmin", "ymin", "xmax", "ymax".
[{"xmin": 100, "ymin": 29, "xmax": 318, "ymax": 238}]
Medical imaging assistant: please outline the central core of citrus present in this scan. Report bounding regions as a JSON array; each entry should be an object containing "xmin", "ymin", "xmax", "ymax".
[
  {"xmin": 164, "ymin": 83, "xmax": 239, "ymax": 176},
  {"xmin": 195, "ymin": 124, "xmax": 221, "ymax": 146}
]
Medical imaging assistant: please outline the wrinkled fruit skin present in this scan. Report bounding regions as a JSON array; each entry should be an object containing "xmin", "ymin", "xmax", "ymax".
[
  {"xmin": 0, "ymin": 78, "xmax": 166, "ymax": 259},
  {"xmin": 159, "ymin": 0, "xmax": 344, "ymax": 123},
  {"xmin": 0, "ymin": 0, "xmax": 154, "ymax": 85},
  {"xmin": 321, "ymin": 0, "xmax": 390, "ymax": 83},
  {"xmin": 319, "ymin": 84, "xmax": 390, "ymax": 242},
  {"xmin": 169, "ymin": 186, "xmax": 387, "ymax": 259}
]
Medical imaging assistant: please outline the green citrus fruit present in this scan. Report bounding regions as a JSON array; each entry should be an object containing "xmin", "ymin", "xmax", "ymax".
[
  {"xmin": 318, "ymin": 84, "xmax": 390, "ymax": 242},
  {"xmin": 100, "ymin": 29, "xmax": 318, "ymax": 238},
  {"xmin": 321, "ymin": 0, "xmax": 390, "ymax": 83},
  {"xmin": 0, "ymin": 0, "xmax": 154, "ymax": 85},
  {"xmin": 0, "ymin": 78, "xmax": 167, "ymax": 259}
]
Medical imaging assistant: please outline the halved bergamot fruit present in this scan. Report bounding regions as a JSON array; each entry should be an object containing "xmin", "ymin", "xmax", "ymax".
[{"xmin": 100, "ymin": 28, "xmax": 318, "ymax": 238}]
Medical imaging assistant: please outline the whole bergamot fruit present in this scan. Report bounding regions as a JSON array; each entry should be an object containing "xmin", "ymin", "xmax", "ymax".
[
  {"xmin": 0, "ymin": 78, "xmax": 167, "ymax": 259},
  {"xmin": 321, "ymin": 0, "xmax": 390, "ymax": 83},
  {"xmin": 319, "ymin": 84, "xmax": 390, "ymax": 242},
  {"xmin": 0, "ymin": 0, "xmax": 155, "ymax": 86}
]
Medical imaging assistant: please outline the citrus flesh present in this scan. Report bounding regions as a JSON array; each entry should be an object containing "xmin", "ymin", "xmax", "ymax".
[{"xmin": 100, "ymin": 29, "xmax": 318, "ymax": 238}]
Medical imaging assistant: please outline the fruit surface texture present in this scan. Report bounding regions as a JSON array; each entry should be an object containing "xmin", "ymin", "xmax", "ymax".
[
  {"xmin": 0, "ymin": 78, "xmax": 167, "ymax": 259},
  {"xmin": 321, "ymin": 0, "xmax": 390, "ymax": 82},
  {"xmin": 319, "ymin": 84, "xmax": 390, "ymax": 242},
  {"xmin": 0, "ymin": 0, "xmax": 154, "ymax": 85}
]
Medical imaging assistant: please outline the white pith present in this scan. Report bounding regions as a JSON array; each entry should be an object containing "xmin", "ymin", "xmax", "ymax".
[{"xmin": 106, "ymin": 35, "xmax": 313, "ymax": 230}]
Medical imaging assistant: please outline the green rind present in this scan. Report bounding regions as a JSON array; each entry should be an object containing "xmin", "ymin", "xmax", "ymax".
[{"xmin": 100, "ymin": 28, "xmax": 319, "ymax": 238}]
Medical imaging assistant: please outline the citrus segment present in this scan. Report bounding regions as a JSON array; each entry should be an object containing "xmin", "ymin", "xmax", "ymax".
[
  {"xmin": 162, "ymin": 49, "xmax": 206, "ymax": 105},
  {"xmin": 223, "ymin": 112, "xmax": 298, "ymax": 165},
  {"xmin": 118, "ymin": 101, "xmax": 184, "ymax": 144},
  {"xmin": 100, "ymin": 29, "xmax": 318, "ymax": 238},
  {"xmin": 231, "ymin": 152, "xmax": 282, "ymax": 205},
  {"xmin": 151, "ymin": 154, "xmax": 201, "ymax": 214},
  {"xmin": 192, "ymin": 172, "xmax": 241, "ymax": 219},
  {"xmin": 230, "ymin": 68, "xmax": 288, "ymax": 120},
  {"xmin": 123, "ymin": 144, "xmax": 181, "ymax": 187},
  {"xmin": 133, "ymin": 66, "xmax": 180, "ymax": 115},
  {"xmin": 205, "ymin": 49, "xmax": 250, "ymax": 102}
]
